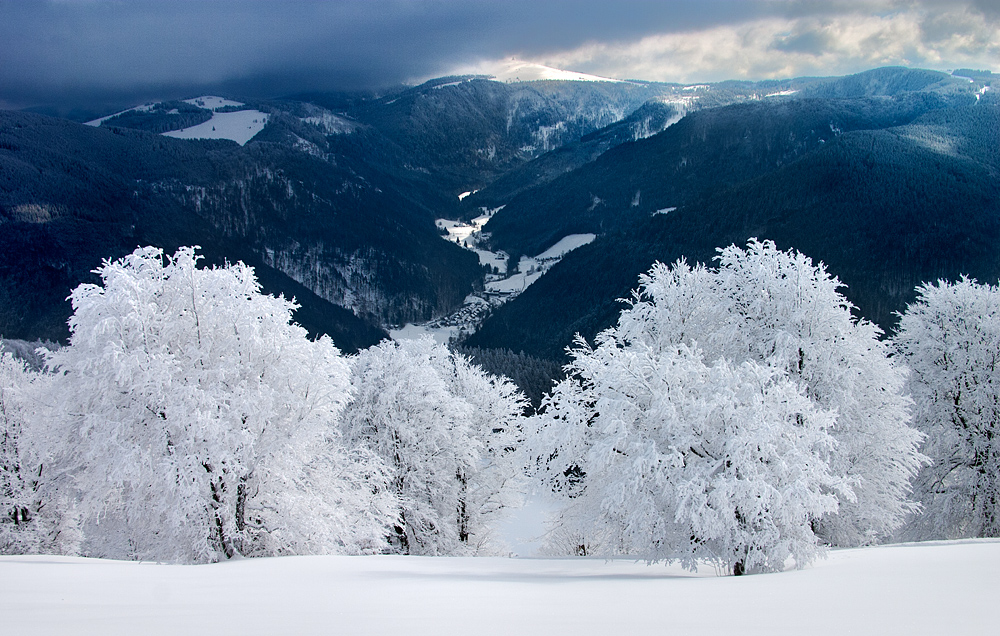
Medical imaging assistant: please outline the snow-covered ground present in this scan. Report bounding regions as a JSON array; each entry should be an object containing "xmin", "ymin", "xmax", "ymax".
[
  {"xmin": 389, "ymin": 322, "xmax": 460, "ymax": 345},
  {"xmin": 445, "ymin": 59, "xmax": 623, "ymax": 84},
  {"xmin": 489, "ymin": 60, "xmax": 623, "ymax": 83},
  {"xmin": 535, "ymin": 234, "xmax": 597, "ymax": 260},
  {"xmin": 162, "ymin": 110, "xmax": 269, "ymax": 145},
  {"xmin": 302, "ymin": 111, "xmax": 356, "ymax": 134},
  {"xmin": 83, "ymin": 96, "xmax": 269, "ymax": 145},
  {"xmin": 3, "ymin": 540, "xmax": 998, "ymax": 635},
  {"xmin": 183, "ymin": 96, "xmax": 244, "ymax": 110}
]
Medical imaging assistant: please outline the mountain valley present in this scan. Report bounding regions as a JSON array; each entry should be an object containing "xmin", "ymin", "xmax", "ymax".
[{"xmin": 2, "ymin": 66, "xmax": 997, "ymax": 367}]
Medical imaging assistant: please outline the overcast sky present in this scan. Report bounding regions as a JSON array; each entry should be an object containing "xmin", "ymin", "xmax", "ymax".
[{"xmin": 2, "ymin": 0, "xmax": 999, "ymax": 110}]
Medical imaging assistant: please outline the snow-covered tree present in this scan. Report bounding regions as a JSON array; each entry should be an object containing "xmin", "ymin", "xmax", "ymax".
[
  {"xmin": 701, "ymin": 240, "xmax": 923, "ymax": 546},
  {"xmin": 1, "ymin": 353, "xmax": 35, "ymax": 552},
  {"xmin": 0, "ymin": 352, "xmax": 79, "ymax": 555},
  {"xmin": 533, "ymin": 240, "xmax": 923, "ymax": 571},
  {"xmin": 536, "ymin": 336, "xmax": 843, "ymax": 574},
  {"xmin": 432, "ymin": 346, "xmax": 528, "ymax": 552},
  {"xmin": 894, "ymin": 277, "xmax": 1000, "ymax": 539},
  {"xmin": 341, "ymin": 338, "xmax": 527, "ymax": 555},
  {"xmin": 42, "ymin": 246, "xmax": 395, "ymax": 562}
]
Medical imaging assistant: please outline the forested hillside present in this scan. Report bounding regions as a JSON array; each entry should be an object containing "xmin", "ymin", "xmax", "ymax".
[
  {"xmin": 2, "ymin": 66, "xmax": 996, "ymax": 360},
  {"xmin": 469, "ymin": 70, "xmax": 998, "ymax": 359},
  {"xmin": 0, "ymin": 109, "xmax": 480, "ymax": 347},
  {"xmin": 2, "ymin": 76, "xmax": 712, "ymax": 345}
]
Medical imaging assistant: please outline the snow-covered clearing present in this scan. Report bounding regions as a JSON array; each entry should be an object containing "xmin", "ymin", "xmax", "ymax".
[
  {"xmin": 485, "ymin": 257, "xmax": 546, "ymax": 293},
  {"xmin": 3, "ymin": 540, "xmax": 997, "ymax": 635},
  {"xmin": 389, "ymin": 322, "xmax": 459, "ymax": 345},
  {"xmin": 473, "ymin": 247, "xmax": 508, "ymax": 272},
  {"xmin": 433, "ymin": 80, "xmax": 467, "ymax": 89},
  {"xmin": 183, "ymin": 96, "xmax": 244, "ymax": 110},
  {"xmin": 536, "ymin": 233, "xmax": 596, "ymax": 260},
  {"xmin": 162, "ymin": 110, "xmax": 269, "ymax": 145}
]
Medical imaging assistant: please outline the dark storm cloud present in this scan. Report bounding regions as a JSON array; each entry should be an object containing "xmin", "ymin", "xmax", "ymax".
[
  {"xmin": 1, "ymin": 0, "xmax": 997, "ymax": 111},
  {"xmin": 0, "ymin": 0, "xmax": 772, "ymax": 108}
]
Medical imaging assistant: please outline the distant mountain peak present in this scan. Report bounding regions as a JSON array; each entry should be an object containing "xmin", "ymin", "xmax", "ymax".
[{"xmin": 483, "ymin": 59, "xmax": 623, "ymax": 84}]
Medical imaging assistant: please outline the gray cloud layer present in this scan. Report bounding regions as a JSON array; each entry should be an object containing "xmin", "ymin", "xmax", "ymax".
[{"xmin": 1, "ymin": 0, "xmax": 997, "ymax": 110}]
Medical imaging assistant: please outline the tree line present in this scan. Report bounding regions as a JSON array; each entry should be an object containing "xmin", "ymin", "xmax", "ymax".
[{"xmin": 2, "ymin": 241, "xmax": 998, "ymax": 573}]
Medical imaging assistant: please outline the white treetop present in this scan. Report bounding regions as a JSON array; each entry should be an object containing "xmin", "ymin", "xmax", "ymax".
[
  {"xmin": 533, "ymin": 240, "xmax": 923, "ymax": 572},
  {"xmin": 536, "ymin": 338, "xmax": 843, "ymax": 573},
  {"xmin": 698, "ymin": 240, "xmax": 923, "ymax": 545},
  {"xmin": 342, "ymin": 337, "xmax": 527, "ymax": 555},
  {"xmin": 40, "ymin": 246, "xmax": 395, "ymax": 562},
  {"xmin": 894, "ymin": 277, "xmax": 1000, "ymax": 539}
]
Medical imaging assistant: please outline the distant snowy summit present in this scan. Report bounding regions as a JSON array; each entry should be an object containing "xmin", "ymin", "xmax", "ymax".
[{"xmin": 461, "ymin": 59, "xmax": 623, "ymax": 84}]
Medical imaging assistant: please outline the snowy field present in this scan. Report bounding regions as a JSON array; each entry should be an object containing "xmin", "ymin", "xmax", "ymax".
[
  {"xmin": 182, "ymin": 96, "xmax": 244, "ymax": 110},
  {"xmin": 162, "ymin": 109, "xmax": 268, "ymax": 145},
  {"xmin": 84, "ymin": 96, "xmax": 269, "ymax": 145},
  {"xmin": 388, "ymin": 322, "xmax": 459, "ymax": 345},
  {"xmin": 2, "ymin": 540, "xmax": 997, "ymax": 635},
  {"xmin": 535, "ymin": 233, "xmax": 596, "ymax": 259}
]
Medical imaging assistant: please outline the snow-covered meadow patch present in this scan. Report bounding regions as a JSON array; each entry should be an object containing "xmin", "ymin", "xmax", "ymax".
[
  {"xmin": 3, "ymin": 540, "xmax": 998, "ymax": 635},
  {"xmin": 535, "ymin": 234, "xmax": 596, "ymax": 260},
  {"xmin": 162, "ymin": 109, "xmax": 268, "ymax": 146},
  {"xmin": 183, "ymin": 96, "xmax": 244, "ymax": 111},
  {"xmin": 388, "ymin": 322, "xmax": 460, "ymax": 345}
]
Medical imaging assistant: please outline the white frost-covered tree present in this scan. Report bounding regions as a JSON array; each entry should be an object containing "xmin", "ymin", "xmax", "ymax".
[
  {"xmin": 41, "ymin": 246, "xmax": 396, "ymax": 562},
  {"xmin": 341, "ymin": 338, "xmax": 527, "ymax": 555},
  {"xmin": 894, "ymin": 277, "xmax": 1000, "ymax": 539},
  {"xmin": 536, "ymin": 339, "xmax": 843, "ymax": 574},
  {"xmin": 0, "ymin": 352, "xmax": 79, "ymax": 554},
  {"xmin": 1, "ymin": 352, "xmax": 36, "ymax": 552},
  {"xmin": 702, "ymin": 240, "xmax": 923, "ymax": 545},
  {"xmin": 533, "ymin": 240, "xmax": 923, "ymax": 571}
]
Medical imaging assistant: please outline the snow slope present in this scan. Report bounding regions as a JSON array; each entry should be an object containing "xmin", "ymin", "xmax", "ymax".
[
  {"xmin": 183, "ymin": 96, "xmax": 244, "ymax": 110},
  {"xmin": 536, "ymin": 233, "xmax": 596, "ymax": 260},
  {"xmin": 2, "ymin": 540, "xmax": 997, "ymax": 635},
  {"xmin": 488, "ymin": 60, "xmax": 623, "ymax": 84},
  {"xmin": 162, "ymin": 110, "xmax": 268, "ymax": 145},
  {"xmin": 388, "ymin": 322, "xmax": 459, "ymax": 345}
]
